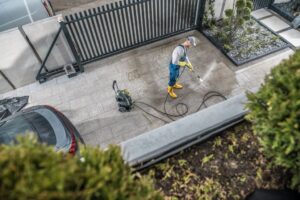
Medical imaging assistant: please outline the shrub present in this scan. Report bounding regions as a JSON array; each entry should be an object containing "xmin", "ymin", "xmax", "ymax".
[
  {"xmin": 0, "ymin": 135, "xmax": 163, "ymax": 200},
  {"xmin": 246, "ymin": 51, "xmax": 300, "ymax": 191}
]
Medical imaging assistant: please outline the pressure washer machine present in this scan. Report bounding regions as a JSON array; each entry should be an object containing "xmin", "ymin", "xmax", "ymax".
[{"xmin": 112, "ymin": 80, "xmax": 133, "ymax": 112}]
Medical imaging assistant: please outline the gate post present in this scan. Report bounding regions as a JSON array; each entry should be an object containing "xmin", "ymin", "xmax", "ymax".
[
  {"xmin": 196, "ymin": 0, "xmax": 207, "ymax": 31},
  {"xmin": 59, "ymin": 19, "xmax": 84, "ymax": 73}
]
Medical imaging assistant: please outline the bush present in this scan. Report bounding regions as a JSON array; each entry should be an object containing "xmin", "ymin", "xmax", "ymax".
[
  {"xmin": 0, "ymin": 135, "xmax": 163, "ymax": 200},
  {"xmin": 246, "ymin": 51, "xmax": 300, "ymax": 191}
]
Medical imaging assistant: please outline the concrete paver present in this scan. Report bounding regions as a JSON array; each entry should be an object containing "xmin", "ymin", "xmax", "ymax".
[
  {"xmin": 0, "ymin": 31, "xmax": 295, "ymax": 148},
  {"xmin": 260, "ymin": 16, "xmax": 291, "ymax": 32},
  {"xmin": 251, "ymin": 8, "xmax": 272, "ymax": 19},
  {"xmin": 279, "ymin": 29, "xmax": 300, "ymax": 48}
]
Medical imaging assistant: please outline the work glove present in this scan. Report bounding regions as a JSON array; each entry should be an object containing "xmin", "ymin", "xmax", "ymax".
[
  {"xmin": 187, "ymin": 62, "xmax": 193, "ymax": 72},
  {"xmin": 178, "ymin": 61, "xmax": 188, "ymax": 67}
]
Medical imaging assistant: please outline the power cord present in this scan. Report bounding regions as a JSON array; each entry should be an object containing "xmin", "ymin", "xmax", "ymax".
[{"xmin": 133, "ymin": 67, "xmax": 227, "ymax": 123}]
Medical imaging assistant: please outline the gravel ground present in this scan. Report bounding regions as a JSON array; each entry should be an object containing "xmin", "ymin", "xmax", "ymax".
[{"xmin": 203, "ymin": 19, "xmax": 288, "ymax": 65}]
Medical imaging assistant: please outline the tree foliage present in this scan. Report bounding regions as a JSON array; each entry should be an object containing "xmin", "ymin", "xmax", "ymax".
[
  {"xmin": 0, "ymin": 135, "xmax": 163, "ymax": 200},
  {"xmin": 246, "ymin": 51, "xmax": 300, "ymax": 191}
]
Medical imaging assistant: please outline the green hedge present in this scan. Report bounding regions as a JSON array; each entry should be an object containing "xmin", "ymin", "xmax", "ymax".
[
  {"xmin": 246, "ymin": 51, "xmax": 300, "ymax": 191},
  {"xmin": 0, "ymin": 135, "xmax": 163, "ymax": 200}
]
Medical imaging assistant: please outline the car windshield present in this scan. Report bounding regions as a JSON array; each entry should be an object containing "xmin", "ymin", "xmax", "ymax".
[
  {"xmin": 27, "ymin": 108, "xmax": 69, "ymax": 149},
  {"xmin": 24, "ymin": 111, "xmax": 57, "ymax": 146},
  {"xmin": 0, "ymin": 115, "xmax": 35, "ymax": 144}
]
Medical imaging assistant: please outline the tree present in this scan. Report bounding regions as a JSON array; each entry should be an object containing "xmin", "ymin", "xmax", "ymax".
[
  {"xmin": 246, "ymin": 51, "xmax": 300, "ymax": 191},
  {"xmin": 0, "ymin": 135, "xmax": 163, "ymax": 200}
]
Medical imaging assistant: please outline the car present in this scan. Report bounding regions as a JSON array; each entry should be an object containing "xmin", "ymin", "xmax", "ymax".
[{"xmin": 0, "ymin": 105, "xmax": 84, "ymax": 155}]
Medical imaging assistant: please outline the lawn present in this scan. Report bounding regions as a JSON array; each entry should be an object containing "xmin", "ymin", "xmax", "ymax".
[{"xmin": 144, "ymin": 122, "xmax": 290, "ymax": 200}]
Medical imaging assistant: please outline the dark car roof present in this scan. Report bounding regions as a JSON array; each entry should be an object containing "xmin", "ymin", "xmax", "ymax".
[{"xmin": 0, "ymin": 105, "xmax": 70, "ymax": 149}]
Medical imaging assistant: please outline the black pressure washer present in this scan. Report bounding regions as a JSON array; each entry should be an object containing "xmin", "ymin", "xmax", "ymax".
[{"xmin": 112, "ymin": 80, "xmax": 133, "ymax": 112}]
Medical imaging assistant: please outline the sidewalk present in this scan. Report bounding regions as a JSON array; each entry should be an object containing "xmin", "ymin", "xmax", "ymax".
[{"xmin": 0, "ymin": 31, "xmax": 294, "ymax": 148}]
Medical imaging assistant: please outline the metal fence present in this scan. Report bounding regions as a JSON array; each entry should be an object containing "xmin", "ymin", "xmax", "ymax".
[
  {"xmin": 252, "ymin": 0, "xmax": 274, "ymax": 10},
  {"xmin": 64, "ymin": 0, "xmax": 204, "ymax": 65}
]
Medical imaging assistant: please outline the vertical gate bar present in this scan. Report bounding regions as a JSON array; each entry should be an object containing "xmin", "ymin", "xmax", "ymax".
[
  {"xmin": 145, "ymin": 0, "xmax": 150, "ymax": 40},
  {"xmin": 65, "ymin": 16, "xmax": 84, "ymax": 62},
  {"xmin": 115, "ymin": 1, "xmax": 126, "ymax": 48},
  {"xmin": 169, "ymin": 0, "xmax": 174, "ymax": 33},
  {"xmin": 176, "ymin": 0, "xmax": 182, "ymax": 31},
  {"xmin": 122, "ymin": 0, "xmax": 133, "ymax": 46},
  {"xmin": 153, "ymin": 0, "xmax": 157, "ymax": 38},
  {"xmin": 160, "ymin": 0, "xmax": 163, "ymax": 36},
  {"xmin": 106, "ymin": 4, "xmax": 119, "ymax": 51},
  {"xmin": 172, "ymin": 0, "xmax": 176, "ymax": 32},
  {"xmin": 136, "ymin": 0, "xmax": 143, "ymax": 42},
  {"xmin": 111, "ymin": 3, "xmax": 123, "ymax": 49},
  {"xmin": 79, "ymin": 12, "xmax": 96, "ymax": 58},
  {"xmin": 93, "ymin": 8, "xmax": 108, "ymax": 54},
  {"xmin": 60, "ymin": 21, "xmax": 84, "ymax": 72},
  {"xmin": 178, "ymin": 0, "xmax": 186, "ymax": 31},
  {"xmin": 164, "ymin": 0, "xmax": 168, "ymax": 35},
  {"xmin": 184, "ymin": 0, "xmax": 190, "ymax": 29},
  {"xmin": 191, "ymin": 0, "xmax": 198, "ymax": 27},
  {"xmin": 132, "ymin": 0, "xmax": 141, "ymax": 44},
  {"xmin": 128, "ymin": 0, "xmax": 137, "ymax": 45},
  {"xmin": 75, "ymin": 13, "xmax": 92, "ymax": 59},
  {"xmin": 88, "ymin": 9, "xmax": 103, "ymax": 55},
  {"xmin": 188, "ymin": 0, "xmax": 195, "ymax": 27},
  {"xmin": 141, "ymin": 1, "xmax": 147, "ymax": 41},
  {"xmin": 180, "ymin": 0, "xmax": 185, "ymax": 30},
  {"xmin": 196, "ymin": 0, "xmax": 206, "ymax": 29},
  {"xmin": 69, "ymin": 15, "xmax": 87, "ymax": 61},
  {"xmin": 98, "ymin": 6, "xmax": 112, "ymax": 53},
  {"xmin": 102, "ymin": 5, "xmax": 115, "ymax": 52},
  {"xmin": 167, "ymin": 0, "xmax": 171, "ymax": 34},
  {"xmin": 85, "ymin": 10, "xmax": 100, "ymax": 56},
  {"xmin": 151, "ymin": 0, "xmax": 155, "ymax": 39},
  {"xmin": 174, "ymin": 0, "xmax": 179, "ymax": 32},
  {"xmin": 182, "ymin": 0, "xmax": 189, "ymax": 29},
  {"xmin": 158, "ymin": 0, "xmax": 162, "ymax": 36}
]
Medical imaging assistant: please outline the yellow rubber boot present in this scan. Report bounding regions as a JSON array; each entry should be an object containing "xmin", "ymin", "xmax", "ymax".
[
  {"xmin": 173, "ymin": 83, "xmax": 183, "ymax": 89},
  {"xmin": 168, "ymin": 86, "xmax": 177, "ymax": 98}
]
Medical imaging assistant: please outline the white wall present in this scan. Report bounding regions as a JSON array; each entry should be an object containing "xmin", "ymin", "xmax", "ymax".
[
  {"xmin": 206, "ymin": 0, "xmax": 235, "ymax": 20},
  {"xmin": 0, "ymin": 15, "xmax": 74, "ymax": 94}
]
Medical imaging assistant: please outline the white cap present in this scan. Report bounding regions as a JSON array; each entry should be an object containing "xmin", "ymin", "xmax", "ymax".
[{"xmin": 187, "ymin": 36, "xmax": 197, "ymax": 47}]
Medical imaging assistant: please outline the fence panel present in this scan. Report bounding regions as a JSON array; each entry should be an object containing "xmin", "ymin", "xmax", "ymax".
[
  {"xmin": 65, "ymin": 0, "xmax": 203, "ymax": 64},
  {"xmin": 252, "ymin": 0, "xmax": 274, "ymax": 10}
]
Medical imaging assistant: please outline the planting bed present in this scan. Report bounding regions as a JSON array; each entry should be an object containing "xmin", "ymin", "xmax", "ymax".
[
  {"xmin": 144, "ymin": 122, "xmax": 289, "ymax": 200},
  {"xmin": 202, "ymin": 19, "xmax": 289, "ymax": 65}
]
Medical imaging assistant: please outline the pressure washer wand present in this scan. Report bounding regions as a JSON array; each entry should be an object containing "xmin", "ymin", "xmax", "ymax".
[{"xmin": 187, "ymin": 67, "xmax": 203, "ymax": 82}]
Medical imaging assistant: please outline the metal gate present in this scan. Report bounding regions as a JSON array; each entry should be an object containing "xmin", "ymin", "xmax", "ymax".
[
  {"xmin": 64, "ymin": 0, "xmax": 205, "ymax": 65},
  {"xmin": 252, "ymin": 0, "xmax": 274, "ymax": 10}
]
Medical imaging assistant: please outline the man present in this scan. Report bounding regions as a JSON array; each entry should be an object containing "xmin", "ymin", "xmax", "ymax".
[{"xmin": 168, "ymin": 36, "xmax": 197, "ymax": 99}]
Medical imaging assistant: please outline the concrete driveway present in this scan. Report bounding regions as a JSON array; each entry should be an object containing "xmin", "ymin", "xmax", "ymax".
[{"xmin": 0, "ymin": 31, "xmax": 294, "ymax": 148}]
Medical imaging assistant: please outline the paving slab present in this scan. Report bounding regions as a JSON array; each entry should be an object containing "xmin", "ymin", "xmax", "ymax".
[
  {"xmin": 260, "ymin": 15, "xmax": 291, "ymax": 32},
  {"xmin": 279, "ymin": 29, "xmax": 300, "ymax": 48},
  {"xmin": 251, "ymin": 8, "xmax": 273, "ymax": 19}
]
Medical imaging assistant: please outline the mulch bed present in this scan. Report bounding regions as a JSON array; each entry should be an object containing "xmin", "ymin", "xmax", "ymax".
[
  {"xmin": 202, "ymin": 19, "xmax": 288, "ymax": 65},
  {"xmin": 143, "ymin": 122, "xmax": 290, "ymax": 200}
]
